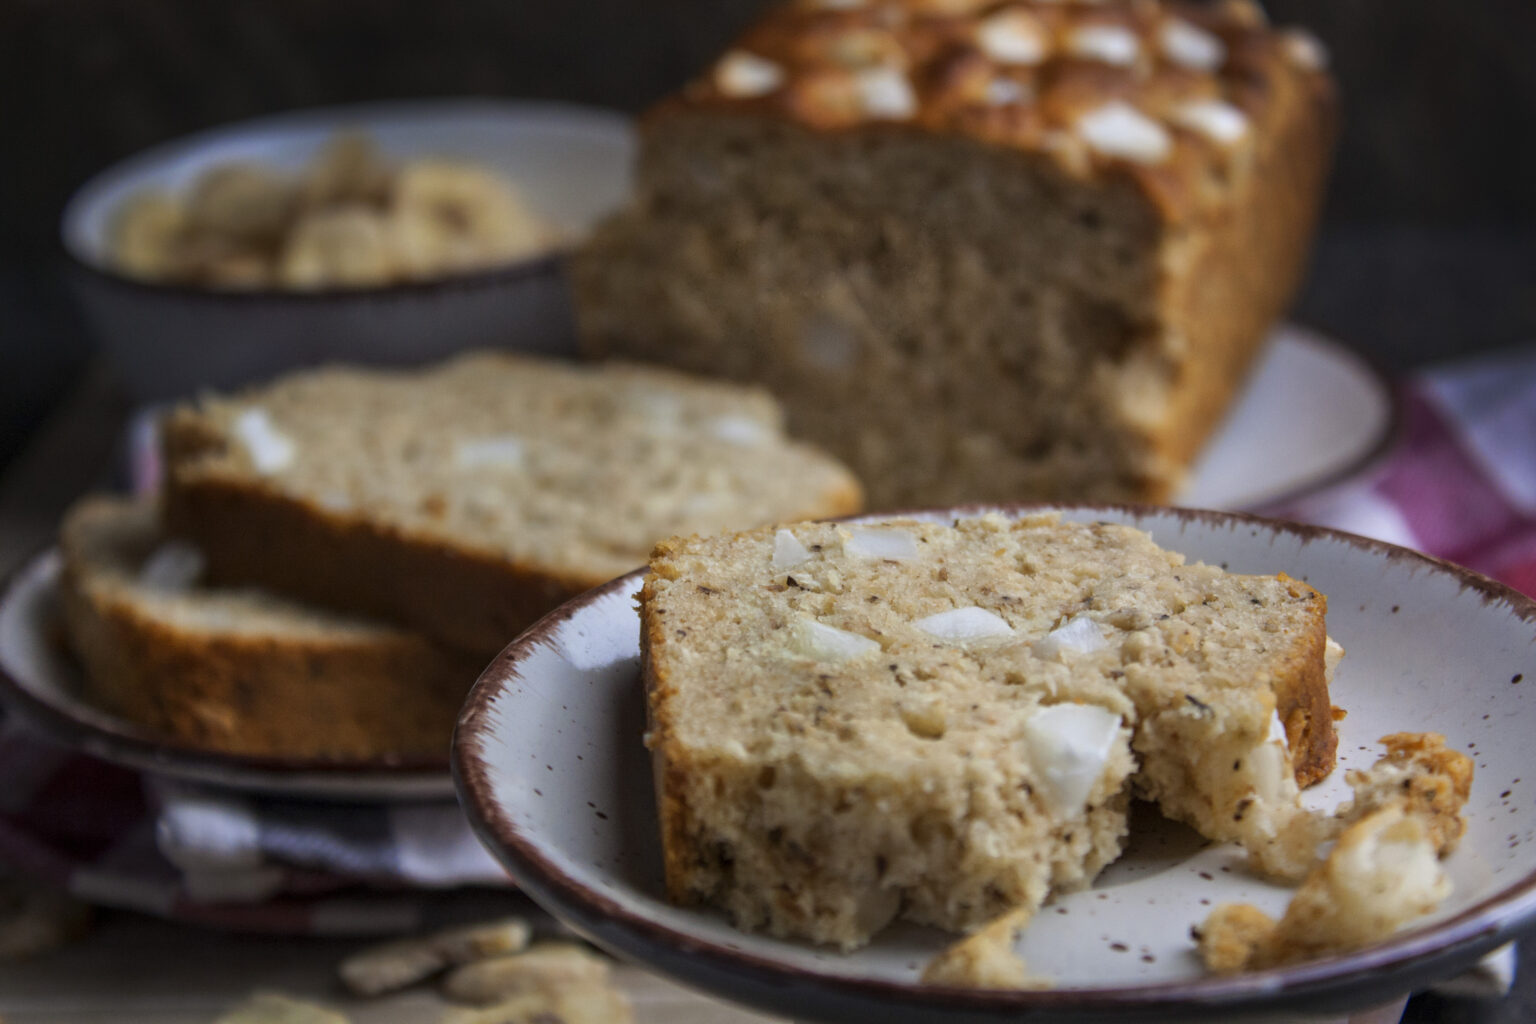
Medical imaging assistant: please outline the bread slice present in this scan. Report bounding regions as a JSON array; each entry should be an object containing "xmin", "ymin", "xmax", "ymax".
[
  {"xmin": 58, "ymin": 496, "xmax": 481, "ymax": 759},
  {"xmin": 160, "ymin": 351, "xmax": 863, "ymax": 658},
  {"xmin": 640, "ymin": 513, "xmax": 1336, "ymax": 949},
  {"xmin": 573, "ymin": 0, "xmax": 1335, "ymax": 506}
]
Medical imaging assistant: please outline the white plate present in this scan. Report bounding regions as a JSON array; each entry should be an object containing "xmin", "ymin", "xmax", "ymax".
[
  {"xmin": 0, "ymin": 551, "xmax": 454, "ymax": 802},
  {"xmin": 455, "ymin": 505, "xmax": 1536, "ymax": 1023},
  {"xmin": 1181, "ymin": 324, "xmax": 1396, "ymax": 510}
]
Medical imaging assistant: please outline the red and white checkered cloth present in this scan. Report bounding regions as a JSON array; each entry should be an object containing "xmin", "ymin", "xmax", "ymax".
[{"xmin": 0, "ymin": 343, "xmax": 1532, "ymax": 946}]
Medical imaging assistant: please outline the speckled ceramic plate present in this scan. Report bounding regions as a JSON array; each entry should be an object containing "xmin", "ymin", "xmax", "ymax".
[
  {"xmin": 455, "ymin": 505, "xmax": 1536, "ymax": 1023},
  {"xmin": 1181, "ymin": 324, "xmax": 1396, "ymax": 511},
  {"xmin": 0, "ymin": 549, "xmax": 455, "ymax": 802}
]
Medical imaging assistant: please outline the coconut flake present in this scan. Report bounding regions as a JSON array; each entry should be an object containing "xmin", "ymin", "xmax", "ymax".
[
  {"xmin": 855, "ymin": 67, "xmax": 917, "ymax": 119},
  {"xmin": 1021, "ymin": 703, "xmax": 1122, "ymax": 815},
  {"xmin": 914, "ymin": 606, "xmax": 1015, "ymax": 642},
  {"xmin": 1033, "ymin": 613, "xmax": 1108, "ymax": 659},
  {"xmin": 844, "ymin": 527, "xmax": 918, "ymax": 560},
  {"xmin": 1067, "ymin": 24, "xmax": 1140, "ymax": 66},
  {"xmin": 771, "ymin": 529, "xmax": 812, "ymax": 570},
  {"xmin": 792, "ymin": 619, "xmax": 881, "ymax": 661},
  {"xmin": 1281, "ymin": 27, "xmax": 1328, "ymax": 70},
  {"xmin": 234, "ymin": 408, "xmax": 295, "ymax": 474},
  {"xmin": 716, "ymin": 51, "xmax": 785, "ymax": 98},
  {"xmin": 984, "ymin": 77, "xmax": 1031, "ymax": 106},
  {"xmin": 1160, "ymin": 18, "xmax": 1226, "ymax": 71},
  {"xmin": 455, "ymin": 434, "xmax": 526, "ymax": 470},
  {"xmin": 138, "ymin": 541, "xmax": 205, "ymax": 592},
  {"xmin": 1171, "ymin": 98, "xmax": 1249, "ymax": 145},
  {"xmin": 1075, "ymin": 101, "xmax": 1172, "ymax": 164},
  {"xmin": 709, "ymin": 415, "xmax": 773, "ymax": 446},
  {"xmin": 977, "ymin": 10, "xmax": 1048, "ymax": 65}
]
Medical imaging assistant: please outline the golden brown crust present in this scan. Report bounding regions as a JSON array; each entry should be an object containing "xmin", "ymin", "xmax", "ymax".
[
  {"xmin": 575, "ymin": 1, "xmax": 1336, "ymax": 507},
  {"xmin": 1341, "ymin": 732, "xmax": 1474, "ymax": 856},
  {"xmin": 637, "ymin": 547, "xmax": 697, "ymax": 905},
  {"xmin": 58, "ymin": 503, "xmax": 479, "ymax": 759},
  {"xmin": 1272, "ymin": 574, "xmax": 1337, "ymax": 787},
  {"xmin": 160, "ymin": 477, "xmax": 597, "ymax": 661},
  {"xmin": 1147, "ymin": 44, "xmax": 1337, "ymax": 475},
  {"xmin": 664, "ymin": 0, "xmax": 1334, "ymax": 225}
]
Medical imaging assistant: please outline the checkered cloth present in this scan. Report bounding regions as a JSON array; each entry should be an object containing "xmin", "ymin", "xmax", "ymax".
[{"xmin": 0, "ymin": 344, "xmax": 1531, "ymax": 957}]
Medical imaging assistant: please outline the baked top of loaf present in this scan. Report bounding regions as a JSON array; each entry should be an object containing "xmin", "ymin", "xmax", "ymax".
[
  {"xmin": 161, "ymin": 352, "xmax": 864, "ymax": 586},
  {"xmin": 662, "ymin": 0, "xmax": 1332, "ymax": 219},
  {"xmin": 642, "ymin": 513, "xmax": 1337, "ymax": 947}
]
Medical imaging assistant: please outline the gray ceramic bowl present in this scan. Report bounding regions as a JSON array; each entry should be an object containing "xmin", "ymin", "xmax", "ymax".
[
  {"xmin": 454, "ymin": 505, "xmax": 1536, "ymax": 1024},
  {"xmin": 61, "ymin": 98, "xmax": 633, "ymax": 402}
]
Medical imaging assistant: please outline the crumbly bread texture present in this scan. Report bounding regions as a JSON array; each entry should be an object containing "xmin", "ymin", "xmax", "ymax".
[
  {"xmin": 58, "ymin": 496, "xmax": 481, "ymax": 759},
  {"xmin": 641, "ymin": 514, "xmax": 1337, "ymax": 949},
  {"xmin": 160, "ymin": 351, "xmax": 862, "ymax": 658},
  {"xmin": 574, "ymin": 0, "xmax": 1336, "ymax": 506},
  {"xmin": 1197, "ymin": 732, "xmax": 1472, "ymax": 973},
  {"xmin": 1197, "ymin": 803, "xmax": 1453, "ymax": 973}
]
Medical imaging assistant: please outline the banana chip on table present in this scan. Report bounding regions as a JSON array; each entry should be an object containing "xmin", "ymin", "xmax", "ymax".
[{"xmin": 212, "ymin": 993, "xmax": 349, "ymax": 1024}]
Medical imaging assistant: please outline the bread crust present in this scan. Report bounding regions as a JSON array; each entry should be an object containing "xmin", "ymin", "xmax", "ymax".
[
  {"xmin": 641, "ymin": 517, "xmax": 1340, "ymax": 945},
  {"xmin": 574, "ymin": 0, "xmax": 1337, "ymax": 505},
  {"xmin": 159, "ymin": 354, "xmax": 863, "ymax": 660},
  {"xmin": 59, "ymin": 497, "xmax": 479, "ymax": 759},
  {"xmin": 161, "ymin": 479, "xmax": 600, "ymax": 661}
]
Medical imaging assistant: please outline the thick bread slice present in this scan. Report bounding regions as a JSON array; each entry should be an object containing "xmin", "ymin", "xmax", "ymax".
[
  {"xmin": 58, "ymin": 496, "xmax": 481, "ymax": 759},
  {"xmin": 160, "ymin": 351, "xmax": 863, "ymax": 658},
  {"xmin": 641, "ymin": 514, "xmax": 1336, "ymax": 949}
]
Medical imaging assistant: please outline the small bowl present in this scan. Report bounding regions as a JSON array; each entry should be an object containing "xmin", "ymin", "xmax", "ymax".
[
  {"xmin": 454, "ymin": 505, "xmax": 1536, "ymax": 1024},
  {"xmin": 61, "ymin": 98, "xmax": 633, "ymax": 402}
]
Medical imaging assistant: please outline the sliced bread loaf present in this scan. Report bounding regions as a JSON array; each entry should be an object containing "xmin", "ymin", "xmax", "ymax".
[
  {"xmin": 160, "ymin": 352, "xmax": 863, "ymax": 658},
  {"xmin": 640, "ymin": 513, "xmax": 1336, "ymax": 949},
  {"xmin": 58, "ymin": 496, "xmax": 481, "ymax": 759},
  {"xmin": 574, "ymin": 0, "xmax": 1336, "ymax": 506}
]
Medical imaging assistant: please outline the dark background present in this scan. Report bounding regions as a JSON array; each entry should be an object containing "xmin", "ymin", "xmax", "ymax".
[{"xmin": 2, "ymin": 0, "xmax": 1533, "ymax": 469}]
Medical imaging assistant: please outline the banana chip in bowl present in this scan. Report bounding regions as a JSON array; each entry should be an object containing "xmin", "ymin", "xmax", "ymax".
[{"xmin": 62, "ymin": 99, "xmax": 633, "ymax": 400}]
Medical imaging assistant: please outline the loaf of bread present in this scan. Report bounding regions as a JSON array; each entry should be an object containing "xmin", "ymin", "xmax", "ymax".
[
  {"xmin": 160, "ymin": 352, "xmax": 863, "ymax": 658},
  {"xmin": 58, "ymin": 496, "xmax": 480, "ymax": 759},
  {"xmin": 640, "ymin": 513, "xmax": 1337, "ymax": 949},
  {"xmin": 573, "ymin": 0, "xmax": 1335, "ymax": 506}
]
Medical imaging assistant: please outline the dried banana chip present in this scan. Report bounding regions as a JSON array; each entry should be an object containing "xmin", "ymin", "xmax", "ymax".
[
  {"xmin": 211, "ymin": 992, "xmax": 348, "ymax": 1024},
  {"xmin": 109, "ymin": 191, "xmax": 188, "ymax": 280},
  {"xmin": 280, "ymin": 207, "xmax": 395, "ymax": 289},
  {"xmin": 392, "ymin": 160, "xmax": 547, "ymax": 274},
  {"xmin": 439, "ymin": 985, "xmax": 634, "ymax": 1024},
  {"xmin": 440, "ymin": 942, "xmax": 610, "ymax": 1005},
  {"xmin": 339, "ymin": 916, "xmax": 533, "ymax": 996},
  {"xmin": 300, "ymin": 133, "xmax": 393, "ymax": 210},
  {"xmin": 186, "ymin": 164, "xmax": 297, "ymax": 244}
]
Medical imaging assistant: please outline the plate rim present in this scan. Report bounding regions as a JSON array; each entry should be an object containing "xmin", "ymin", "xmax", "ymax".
[
  {"xmin": 1184, "ymin": 322, "xmax": 1403, "ymax": 513},
  {"xmin": 0, "ymin": 546, "xmax": 455, "ymax": 802},
  {"xmin": 454, "ymin": 503, "xmax": 1536, "ymax": 1019}
]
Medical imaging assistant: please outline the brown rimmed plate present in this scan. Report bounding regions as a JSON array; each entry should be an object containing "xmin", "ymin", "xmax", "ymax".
[
  {"xmin": 454, "ymin": 504, "xmax": 1536, "ymax": 1023},
  {"xmin": 0, "ymin": 549, "xmax": 455, "ymax": 802}
]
